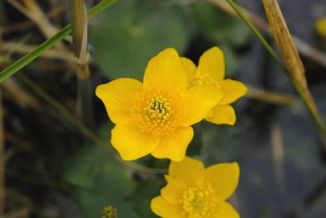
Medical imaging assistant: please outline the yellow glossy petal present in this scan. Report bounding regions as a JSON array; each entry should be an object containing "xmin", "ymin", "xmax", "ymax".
[
  {"xmin": 169, "ymin": 156, "xmax": 205, "ymax": 186},
  {"xmin": 180, "ymin": 85, "xmax": 222, "ymax": 126},
  {"xmin": 180, "ymin": 57, "xmax": 196, "ymax": 85},
  {"xmin": 220, "ymin": 79, "xmax": 248, "ymax": 105},
  {"xmin": 197, "ymin": 47, "xmax": 225, "ymax": 81},
  {"xmin": 95, "ymin": 78, "xmax": 142, "ymax": 124},
  {"xmin": 161, "ymin": 175, "xmax": 187, "ymax": 204},
  {"xmin": 143, "ymin": 48, "xmax": 187, "ymax": 91},
  {"xmin": 205, "ymin": 105, "xmax": 236, "ymax": 125},
  {"xmin": 111, "ymin": 125, "xmax": 159, "ymax": 161},
  {"xmin": 205, "ymin": 162, "xmax": 240, "ymax": 200},
  {"xmin": 151, "ymin": 127, "xmax": 194, "ymax": 161},
  {"xmin": 213, "ymin": 201, "xmax": 240, "ymax": 218},
  {"xmin": 151, "ymin": 196, "xmax": 184, "ymax": 218}
]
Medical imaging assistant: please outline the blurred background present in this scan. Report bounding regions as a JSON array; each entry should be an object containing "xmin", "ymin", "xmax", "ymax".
[{"xmin": 0, "ymin": 0, "xmax": 326, "ymax": 217}]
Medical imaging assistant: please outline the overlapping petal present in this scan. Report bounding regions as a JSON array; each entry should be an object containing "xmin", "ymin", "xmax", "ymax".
[
  {"xmin": 151, "ymin": 196, "xmax": 184, "ymax": 218},
  {"xmin": 180, "ymin": 57, "xmax": 196, "ymax": 84},
  {"xmin": 143, "ymin": 48, "xmax": 188, "ymax": 91},
  {"xmin": 95, "ymin": 78, "xmax": 142, "ymax": 124},
  {"xmin": 168, "ymin": 156, "xmax": 205, "ymax": 185},
  {"xmin": 205, "ymin": 162, "xmax": 240, "ymax": 200},
  {"xmin": 213, "ymin": 201, "xmax": 240, "ymax": 218},
  {"xmin": 197, "ymin": 47, "xmax": 225, "ymax": 81},
  {"xmin": 111, "ymin": 125, "xmax": 159, "ymax": 161},
  {"xmin": 161, "ymin": 176, "xmax": 187, "ymax": 204},
  {"xmin": 180, "ymin": 85, "xmax": 223, "ymax": 126},
  {"xmin": 220, "ymin": 79, "xmax": 248, "ymax": 105},
  {"xmin": 205, "ymin": 105, "xmax": 236, "ymax": 125},
  {"xmin": 151, "ymin": 127, "xmax": 194, "ymax": 161}
]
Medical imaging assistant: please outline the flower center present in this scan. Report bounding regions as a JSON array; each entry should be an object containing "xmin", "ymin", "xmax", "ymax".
[
  {"xmin": 145, "ymin": 97, "xmax": 171, "ymax": 122},
  {"xmin": 180, "ymin": 183, "xmax": 217, "ymax": 218},
  {"xmin": 136, "ymin": 91, "xmax": 179, "ymax": 135}
]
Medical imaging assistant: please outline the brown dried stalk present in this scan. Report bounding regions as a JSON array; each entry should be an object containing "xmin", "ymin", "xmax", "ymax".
[{"xmin": 262, "ymin": 0, "xmax": 326, "ymax": 147}]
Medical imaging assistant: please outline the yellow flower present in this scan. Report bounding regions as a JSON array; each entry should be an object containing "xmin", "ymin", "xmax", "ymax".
[
  {"xmin": 151, "ymin": 156, "xmax": 240, "ymax": 218},
  {"xmin": 96, "ymin": 48, "xmax": 222, "ymax": 161},
  {"xmin": 315, "ymin": 17, "xmax": 326, "ymax": 38},
  {"xmin": 182, "ymin": 47, "xmax": 247, "ymax": 125}
]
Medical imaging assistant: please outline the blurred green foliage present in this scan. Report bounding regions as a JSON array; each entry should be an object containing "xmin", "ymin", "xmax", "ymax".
[{"xmin": 91, "ymin": 0, "xmax": 252, "ymax": 81}]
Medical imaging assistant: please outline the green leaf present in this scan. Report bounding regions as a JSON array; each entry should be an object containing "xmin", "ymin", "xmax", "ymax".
[
  {"xmin": 0, "ymin": 0, "xmax": 117, "ymax": 83},
  {"xmin": 91, "ymin": 0, "xmax": 190, "ymax": 80},
  {"xmin": 64, "ymin": 123, "xmax": 138, "ymax": 218},
  {"xmin": 64, "ymin": 143, "xmax": 138, "ymax": 218},
  {"xmin": 191, "ymin": 1, "xmax": 251, "ymax": 47}
]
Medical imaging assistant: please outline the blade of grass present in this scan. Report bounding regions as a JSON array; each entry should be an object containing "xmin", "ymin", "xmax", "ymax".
[{"xmin": 0, "ymin": 0, "xmax": 117, "ymax": 82}]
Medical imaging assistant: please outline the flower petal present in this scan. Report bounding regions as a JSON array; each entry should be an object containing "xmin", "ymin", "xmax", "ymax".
[
  {"xmin": 205, "ymin": 162, "xmax": 240, "ymax": 200},
  {"xmin": 95, "ymin": 78, "xmax": 142, "ymax": 124},
  {"xmin": 111, "ymin": 125, "xmax": 159, "ymax": 161},
  {"xmin": 180, "ymin": 85, "xmax": 222, "ymax": 126},
  {"xmin": 180, "ymin": 57, "xmax": 196, "ymax": 85},
  {"xmin": 161, "ymin": 175, "xmax": 187, "ymax": 204},
  {"xmin": 151, "ymin": 196, "xmax": 184, "ymax": 218},
  {"xmin": 143, "ymin": 48, "xmax": 187, "ymax": 91},
  {"xmin": 168, "ymin": 156, "xmax": 205, "ymax": 186},
  {"xmin": 197, "ymin": 47, "xmax": 225, "ymax": 81},
  {"xmin": 219, "ymin": 79, "xmax": 248, "ymax": 105},
  {"xmin": 213, "ymin": 201, "xmax": 240, "ymax": 218},
  {"xmin": 151, "ymin": 127, "xmax": 194, "ymax": 161},
  {"xmin": 205, "ymin": 105, "xmax": 236, "ymax": 125}
]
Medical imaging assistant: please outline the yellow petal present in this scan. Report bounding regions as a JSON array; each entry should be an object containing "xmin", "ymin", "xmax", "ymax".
[
  {"xmin": 111, "ymin": 125, "xmax": 159, "ymax": 161},
  {"xmin": 180, "ymin": 85, "xmax": 222, "ymax": 126},
  {"xmin": 213, "ymin": 201, "xmax": 240, "ymax": 218},
  {"xmin": 143, "ymin": 48, "xmax": 187, "ymax": 91},
  {"xmin": 180, "ymin": 57, "xmax": 196, "ymax": 85},
  {"xmin": 205, "ymin": 162, "xmax": 240, "ymax": 200},
  {"xmin": 161, "ymin": 175, "xmax": 187, "ymax": 204},
  {"xmin": 95, "ymin": 78, "xmax": 142, "ymax": 124},
  {"xmin": 151, "ymin": 127, "xmax": 194, "ymax": 161},
  {"xmin": 205, "ymin": 105, "xmax": 236, "ymax": 125},
  {"xmin": 168, "ymin": 156, "xmax": 205, "ymax": 186},
  {"xmin": 151, "ymin": 196, "xmax": 184, "ymax": 218},
  {"xmin": 219, "ymin": 79, "xmax": 248, "ymax": 105},
  {"xmin": 197, "ymin": 47, "xmax": 225, "ymax": 81}
]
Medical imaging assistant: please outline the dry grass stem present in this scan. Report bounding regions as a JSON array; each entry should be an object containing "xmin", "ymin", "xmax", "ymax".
[
  {"xmin": 262, "ymin": 0, "xmax": 326, "ymax": 148},
  {"xmin": 247, "ymin": 86, "xmax": 298, "ymax": 106},
  {"xmin": 0, "ymin": 92, "xmax": 4, "ymax": 215},
  {"xmin": 2, "ymin": 78, "xmax": 40, "ymax": 109},
  {"xmin": 6, "ymin": 0, "xmax": 58, "ymax": 38}
]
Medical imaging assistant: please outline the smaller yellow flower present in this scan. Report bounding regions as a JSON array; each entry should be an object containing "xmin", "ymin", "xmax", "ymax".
[
  {"xmin": 102, "ymin": 205, "xmax": 118, "ymax": 218},
  {"xmin": 151, "ymin": 156, "xmax": 240, "ymax": 218},
  {"xmin": 182, "ymin": 47, "xmax": 248, "ymax": 125},
  {"xmin": 315, "ymin": 17, "xmax": 326, "ymax": 38}
]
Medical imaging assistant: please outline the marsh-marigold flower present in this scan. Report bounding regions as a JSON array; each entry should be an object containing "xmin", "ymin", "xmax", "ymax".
[
  {"xmin": 96, "ymin": 49, "xmax": 222, "ymax": 161},
  {"xmin": 182, "ymin": 47, "xmax": 247, "ymax": 125},
  {"xmin": 151, "ymin": 157, "xmax": 240, "ymax": 218}
]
